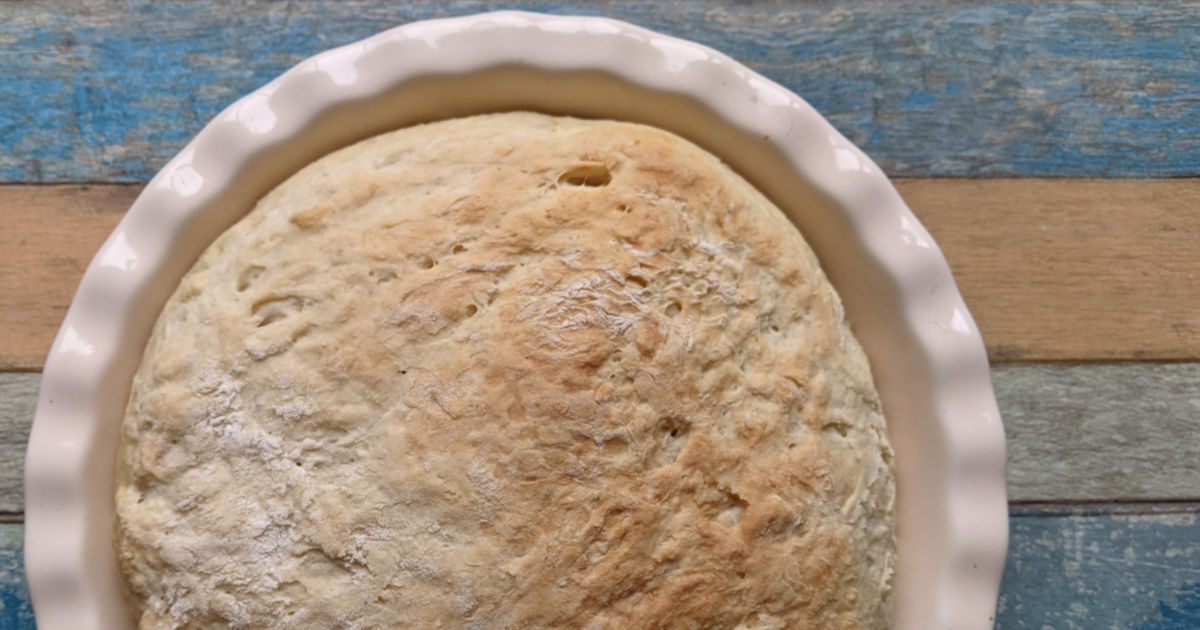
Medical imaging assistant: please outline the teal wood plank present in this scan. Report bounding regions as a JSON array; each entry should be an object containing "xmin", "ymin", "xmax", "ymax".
[
  {"xmin": 0, "ymin": 525, "xmax": 32, "ymax": 629},
  {"xmin": 2, "ymin": 1, "xmax": 1198, "ymax": 182},
  {"xmin": 6, "ymin": 511, "xmax": 1200, "ymax": 628},
  {"xmin": 1000, "ymin": 506, "xmax": 1200, "ymax": 629}
]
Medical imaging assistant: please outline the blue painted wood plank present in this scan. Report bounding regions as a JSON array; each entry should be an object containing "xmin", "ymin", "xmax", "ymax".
[
  {"xmin": 1, "ymin": 1, "xmax": 1198, "ymax": 182},
  {"xmin": 1000, "ymin": 507, "xmax": 1200, "ymax": 629},
  {"xmin": 0, "ymin": 525, "xmax": 32, "ymax": 630},
  {"xmin": 4, "ymin": 511, "xmax": 1200, "ymax": 627}
]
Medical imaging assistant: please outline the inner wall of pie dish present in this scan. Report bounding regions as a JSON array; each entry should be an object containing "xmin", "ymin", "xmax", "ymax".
[{"xmin": 108, "ymin": 66, "xmax": 944, "ymax": 621}]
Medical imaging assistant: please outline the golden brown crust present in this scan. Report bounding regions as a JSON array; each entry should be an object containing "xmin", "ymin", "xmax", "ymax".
[{"xmin": 115, "ymin": 113, "xmax": 895, "ymax": 629}]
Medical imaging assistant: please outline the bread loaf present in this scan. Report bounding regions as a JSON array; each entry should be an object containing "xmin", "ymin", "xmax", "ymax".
[{"xmin": 115, "ymin": 112, "xmax": 895, "ymax": 629}]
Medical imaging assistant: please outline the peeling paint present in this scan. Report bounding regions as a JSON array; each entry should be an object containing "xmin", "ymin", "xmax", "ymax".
[
  {"xmin": 0, "ymin": 525, "xmax": 32, "ymax": 627},
  {"xmin": 1001, "ymin": 509, "xmax": 1200, "ymax": 629},
  {"xmin": 1, "ymin": 1, "xmax": 1199, "ymax": 181}
]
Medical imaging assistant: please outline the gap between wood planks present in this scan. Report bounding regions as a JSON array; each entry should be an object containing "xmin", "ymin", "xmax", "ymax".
[
  {"xmin": 1, "ymin": 503, "xmax": 1198, "ymax": 525},
  {"xmin": 1010, "ymin": 500, "xmax": 1200, "ymax": 517},
  {"xmin": 2, "ymin": 179, "xmax": 1199, "ymax": 370}
]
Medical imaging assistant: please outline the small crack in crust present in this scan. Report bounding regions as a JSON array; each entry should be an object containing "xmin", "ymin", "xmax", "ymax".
[{"xmin": 115, "ymin": 112, "xmax": 895, "ymax": 629}]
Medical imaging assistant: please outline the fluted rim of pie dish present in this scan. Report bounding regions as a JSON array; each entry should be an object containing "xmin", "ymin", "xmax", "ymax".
[{"xmin": 25, "ymin": 11, "xmax": 1007, "ymax": 629}]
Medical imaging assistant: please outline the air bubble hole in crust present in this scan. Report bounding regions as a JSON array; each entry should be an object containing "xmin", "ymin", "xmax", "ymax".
[
  {"xmin": 558, "ymin": 163, "xmax": 612, "ymax": 187},
  {"xmin": 370, "ymin": 268, "xmax": 397, "ymax": 283},
  {"xmin": 252, "ymin": 295, "xmax": 304, "ymax": 327},
  {"xmin": 823, "ymin": 423, "xmax": 851, "ymax": 438},
  {"xmin": 420, "ymin": 257, "xmax": 436, "ymax": 269},
  {"xmin": 237, "ymin": 265, "xmax": 266, "ymax": 292},
  {"xmin": 664, "ymin": 301, "xmax": 682, "ymax": 318},
  {"xmin": 649, "ymin": 417, "xmax": 690, "ymax": 467},
  {"xmin": 708, "ymin": 487, "xmax": 749, "ymax": 528}
]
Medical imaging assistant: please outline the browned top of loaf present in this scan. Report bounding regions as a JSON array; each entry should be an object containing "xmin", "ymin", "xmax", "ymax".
[{"xmin": 115, "ymin": 112, "xmax": 895, "ymax": 629}]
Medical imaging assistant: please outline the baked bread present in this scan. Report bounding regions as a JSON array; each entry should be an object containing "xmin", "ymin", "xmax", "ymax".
[{"xmin": 115, "ymin": 112, "xmax": 895, "ymax": 629}]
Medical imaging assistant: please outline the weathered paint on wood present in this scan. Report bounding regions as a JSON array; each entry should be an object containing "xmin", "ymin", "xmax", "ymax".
[
  {"xmin": 4, "ymin": 180, "xmax": 1199, "ymax": 369},
  {"xmin": 997, "ymin": 363, "xmax": 1200, "ymax": 503},
  {"xmin": 1000, "ymin": 506, "xmax": 1200, "ymax": 629},
  {"xmin": 2, "ymin": 1, "xmax": 1199, "ymax": 181},
  {"xmin": 0, "ymin": 525, "xmax": 33, "ymax": 629},
  {"xmin": 3, "ymin": 512, "xmax": 1200, "ymax": 628},
  {"xmin": 6, "ymin": 362, "xmax": 1200, "ymax": 511},
  {"xmin": 0, "ymin": 376, "xmax": 35, "ymax": 516}
]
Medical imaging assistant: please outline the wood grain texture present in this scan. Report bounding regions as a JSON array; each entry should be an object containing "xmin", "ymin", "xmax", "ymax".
[
  {"xmin": 2, "ymin": 0, "xmax": 1199, "ymax": 181},
  {"xmin": 3, "ymin": 179, "xmax": 1198, "ymax": 369},
  {"xmin": 998, "ymin": 363, "xmax": 1200, "ymax": 503},
  {"xmin": 0, "ymin": 185, "xmax": 133, "ymax": 370},
  {"xmin": 1000, "ymin": 506, "xmax": 1200, "ymax": 629},
  {"xmin": 6, "ymin": 366, "xmax": 1199, "ymax": 621},
  {"xmin": 896, "ymin": 179, "xmax": 1200, "ymax": 362},
  {"xmin": 4, "ymin": 511, "xmax": 1200, "ymax": 628},
  {"xmin": 0, "ymin": 376, "xmax": 36, "ymax": 516},
  {"xmin": 5, "ymin": 362, "xmax": 1200, "ymax": 510},
  {"xmin": 0, "ymin": 524, "xmax": 33, "ymax": 629}
]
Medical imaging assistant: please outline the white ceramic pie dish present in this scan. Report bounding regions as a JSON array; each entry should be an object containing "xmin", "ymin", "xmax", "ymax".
[{"xmin": 25, "ymin": 12, "xmax": 1007, "ymax": 629}]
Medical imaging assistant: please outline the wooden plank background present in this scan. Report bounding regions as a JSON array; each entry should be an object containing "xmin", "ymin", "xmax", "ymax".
[
  {"xmin": 4, "ymin": 180, "xmax": 1198, "ymax": 369},
  {"xmin": 4, "ymin": 365, "xmax": 1199, "ymax": 515},
  {"xmin": 1, "ymin": 1, "xmax": 1199, "ymax": 181},
  {"xmin": 0, "ymin": 525, "xmax": 34, "ymax": 628},
  {"xmin": 1003, "ymin": 507, "xmax": 1200, "ymax": 629},
  {"xmin": 3, "ymin": 1, "xmax": 1199, "ymax": 628}
]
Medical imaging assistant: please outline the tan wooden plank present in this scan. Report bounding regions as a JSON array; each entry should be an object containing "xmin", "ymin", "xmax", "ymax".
[
  {"xmin": 895, "ymin": 179, "xmax": 1200, "ymax": 361},
  {"xmin": 2, "ymin": 180, "xmax": 1199, "ymax": 367},
  {"xmin": 0, "ymin": 185, "xmax": 135, "ymax": 370}
]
